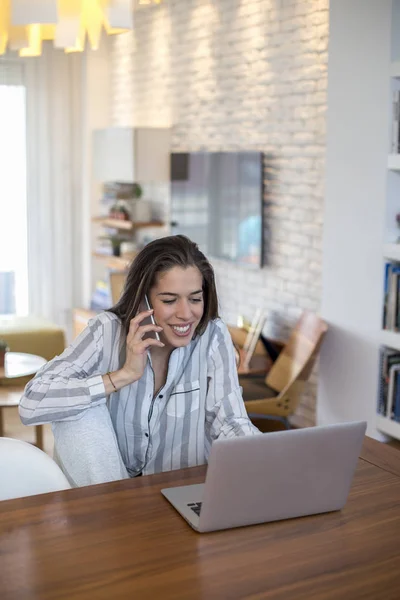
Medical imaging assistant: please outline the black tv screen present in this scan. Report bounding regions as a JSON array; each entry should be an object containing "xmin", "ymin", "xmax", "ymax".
[{"xmin": 170, "ymin": 152, "xmax": 264, "ymax": 267}]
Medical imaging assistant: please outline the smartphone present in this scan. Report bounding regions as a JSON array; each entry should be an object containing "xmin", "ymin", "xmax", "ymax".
[{"xmin": 142, "ymin": 294, "xmax": 160, "ymax": 341}]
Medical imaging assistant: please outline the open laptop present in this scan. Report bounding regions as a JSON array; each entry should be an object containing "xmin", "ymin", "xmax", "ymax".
[{"xmin": 161, "ymin": 421, "xmax": 367, "ymax": 533}]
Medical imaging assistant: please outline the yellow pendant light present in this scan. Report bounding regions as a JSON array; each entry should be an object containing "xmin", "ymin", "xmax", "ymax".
[{"xmin": 0, "ymin": 0, "xmax": 159, "ymax": 57}]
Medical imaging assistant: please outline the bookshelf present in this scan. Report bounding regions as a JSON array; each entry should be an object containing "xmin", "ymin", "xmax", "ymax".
[
  {"xmin": 319, "ymin": 0, "xmax": 398, "ymax": 441},
  {"xmin": 380, "ymin": 329, "xmax": 400, "ymax": 352},
  {"xmin": 91, "ymin": 252, "xmax": 134, "ymax": 271},
  {"xmin": 376, "ymin": 1, "xmax": 400, "ymax": 441},
  {"xmin": 387, "ymin": 154, "xmax": 400, "ymax": 170},
  {"xmin": 377, "ymin": 414, "xmax": 400, "ymax": 438},
  {"xmin": 92, "ymin": 217, "xmax": 164, "ymax": 231},
  {"xmin": 390, "ymin": 60, "xmax": 400, "ymax": 77},
  {"xmin": 74, "ymin": 126, "xmax": 170, "ymax": 338},
  {"xmin": 93, "ymin": 218, "xmax": 165, "ymax": 272},
  {"xmin": 383, "ymin": 244, "xmax": 400, "ymax": 262}
]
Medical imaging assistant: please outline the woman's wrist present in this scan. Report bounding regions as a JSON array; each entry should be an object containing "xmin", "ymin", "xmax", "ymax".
[{"xmin": 102, "ymin": 368, "xmax": 137, "ymax": 394}]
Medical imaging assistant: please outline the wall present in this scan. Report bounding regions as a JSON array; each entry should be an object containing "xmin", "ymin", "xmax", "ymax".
[
  {"xmin": 318, "ymin": 0, "xmax": 391, "ymax": 438},
  {"xmin": 110, "ymin": 0, "xmax": 329, "ymax": 426}
]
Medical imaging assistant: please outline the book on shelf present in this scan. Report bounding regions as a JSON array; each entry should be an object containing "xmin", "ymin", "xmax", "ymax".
[
  {"xmin": 387, "ymin": 364, "xmax": 400, "ymax": 419},
  {"xmin": 393, "ymin": 369, "xmax": 400, "ymax": 422},
  {"xmin": 90, "ymin": 280, "xmax": 112, "ymax": 311},
  {"xmin": 377, "ymin": 346, "xmax": 400, "ymax": 419},
  {"xmin": 94, "ymin": 239, "xmax": 113, "ymax": 256},
  {"xmin": 392, "ymin": 89, "xmax": 400, "ymax": 154},
  {"xmin": 382, "ymin": 260, "xmax": 400, "ymax": 330}
]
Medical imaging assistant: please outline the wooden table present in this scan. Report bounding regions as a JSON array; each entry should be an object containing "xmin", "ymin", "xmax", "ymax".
[
  {"xmin": 0, "ymin": 352, "xmax": 46, "ymax": 448},
  {"xmin": 0, "ymin": 351, "xmax": 46, "ymax": 381},
  {"xmin": 0, "ymin": 436, "xmax": 399, "ymax": 600}
]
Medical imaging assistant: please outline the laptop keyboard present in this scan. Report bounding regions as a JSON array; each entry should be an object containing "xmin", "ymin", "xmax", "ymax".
[{"xmin": 187, "ymin": 502, "xmax": 202, "ymax": 516}]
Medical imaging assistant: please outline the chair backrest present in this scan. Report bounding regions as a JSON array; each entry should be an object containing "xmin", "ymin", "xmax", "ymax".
[
  {"xmin": 228, "ymin": 326, "xmax": 267, "ymax": 357},
  {"xmin": 266, "ymin": 311, "xmax": 328, "ymax": 393},
  {"xmin": 0, "ymin": 437, "xmax": 71, "ymax": 501},
  {"xmin": 241, "ymin": 309, "xmax": 267, "ymax": 371}
]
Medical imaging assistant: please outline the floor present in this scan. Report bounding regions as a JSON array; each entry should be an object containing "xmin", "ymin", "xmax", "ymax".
[{"xmin": 388, "ymin": 438, "xmax": 400, "ymax": 451}]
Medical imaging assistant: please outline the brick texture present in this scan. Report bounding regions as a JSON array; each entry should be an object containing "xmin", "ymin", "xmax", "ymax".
[{"xmin": 109, "ymin": 0, "xmax": 329, "ymax": 426}]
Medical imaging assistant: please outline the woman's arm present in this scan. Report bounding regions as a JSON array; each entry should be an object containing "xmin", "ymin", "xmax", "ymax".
[
  {"xmin": 205, "ymin": 320, "xmax": 260, "ymax": 440},
  {"xmin": 19, "ymin": 316, "xmax": 108, "ymax": 426}
]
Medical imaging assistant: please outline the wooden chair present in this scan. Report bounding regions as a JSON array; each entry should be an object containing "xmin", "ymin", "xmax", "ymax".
[
  {"xmin": 239, "ymin": 309, "xmax": 267, "ymax": 372},
  {"xmin": 241, "ymin": 311, "xmax": 328, "ymax": 429},
  {"xmin": 0, "ymin": 437, "xmax": 70, "ymax": 501},
  {"xmin": 229, "ymin": 310, "xmax": 277, "ymax": 375}
]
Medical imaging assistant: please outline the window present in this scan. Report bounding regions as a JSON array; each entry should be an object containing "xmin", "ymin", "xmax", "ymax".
[{"xmin": 0, "ymin": 68, "xmax": 28, "ymax": 316}]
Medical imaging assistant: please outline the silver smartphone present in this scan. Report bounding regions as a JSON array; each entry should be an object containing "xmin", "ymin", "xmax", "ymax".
[{"xmin": 143, "ymin": 294, "xmax": 160, "ymax": 341}]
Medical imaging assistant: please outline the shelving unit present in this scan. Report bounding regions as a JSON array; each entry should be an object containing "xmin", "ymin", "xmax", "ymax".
[
  {"xmin": 387, "ymin": 154, "xmax": 400, "ymax": 170},
  {"xmin": 380, "ymin": 329, "xmax": 400, "ymax": 351},
  {"xmin": 383, "ymin": 243, "xmax": 400, "ymax": 261},
  {"xmin": 72, "ymin": 126, "xmax": 171, "ymax": 339},
  {"xmin": 92, "ymin": 217, "xmax": 164, "ymax": 231},
  {"xmin": 91, "ymin": 252, "xmax": 134, "ymax": 271},
  {"xmin": 390, "ymin": 60, "xmax": 400, "ymax": 77},
  {"xmin": 376, "ymin": 414, "xmax": 400, "ymax": 438},
  {"xmin": 92, "ymin": 217, "xmax": 165, "ymax": 272},
  {"xmin": 319, "ymin": 0, "xmax": 398, "ymax": 441},
  {"xmin": 75, "ymin": 219, "xmax": 163, "ymax": 335},
  {"xmin": 376, "ymin": 2, "xmax": 400, "ymax": 441}
]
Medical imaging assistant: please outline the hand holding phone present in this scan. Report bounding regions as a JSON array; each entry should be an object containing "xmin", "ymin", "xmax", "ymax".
[
  {"xmin": 117, "ymin": 295, "xmax": 164, "ymax": 386},
  {"xmin": 144, "ymin": 294, "xmax": 160, "ymax": 341}
]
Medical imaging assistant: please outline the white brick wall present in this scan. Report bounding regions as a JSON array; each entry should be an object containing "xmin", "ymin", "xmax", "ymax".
[{"xmin": 110, "ymin": 0, "xmax": 329, "ymax": 426}]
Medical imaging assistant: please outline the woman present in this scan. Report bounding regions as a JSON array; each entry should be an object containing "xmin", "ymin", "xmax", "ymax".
[{"xmin": 19, "ymin": 235, "xmax": 259, "ymax": 486}]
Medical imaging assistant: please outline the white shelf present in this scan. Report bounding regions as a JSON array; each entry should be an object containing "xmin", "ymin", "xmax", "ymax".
[
  {"xmin": 390, "ymin": 60, "xmax": 400, "ymax": 77},
  {"xmin": 387, "ymin": 154, "xmax": 400, "ymax": 170},
  {"xmin": 92, "ymin": 217, "xmax": 164, "ymax": 231},
  {"xmin": 376, "ymin": 415, "xmax": 400, "ymax": 439},
  {"xmin": 380, "ymin": 329, "xmax": 400, "ymax": 350},
  {"xmin": 383, "ymin": 243, "xmax": 400, "ymax": 261},
  {"xmin": 92, "ymin": 253, "xmax": 133, "ymax": 271}
]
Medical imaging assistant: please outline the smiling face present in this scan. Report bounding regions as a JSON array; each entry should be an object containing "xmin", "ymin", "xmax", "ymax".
[{"xmin": 148, "ymin": 266, "xmax": 204, "ymax": 349}]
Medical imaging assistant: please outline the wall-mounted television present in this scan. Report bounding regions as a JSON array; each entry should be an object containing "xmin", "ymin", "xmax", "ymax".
[{"xmin": 170, "ymin": 152, "xmax": 264, "ymax": 268}]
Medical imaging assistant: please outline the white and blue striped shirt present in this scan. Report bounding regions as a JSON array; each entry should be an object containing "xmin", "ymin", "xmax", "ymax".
[{"xmin": 19, "ymin": 312, "xmax": 259, "ymax": 475}]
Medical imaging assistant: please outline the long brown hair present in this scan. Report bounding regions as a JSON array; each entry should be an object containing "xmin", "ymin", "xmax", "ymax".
[{"xmin": 108, "ymin": 235, "xmax": 219, "ymax": 336}]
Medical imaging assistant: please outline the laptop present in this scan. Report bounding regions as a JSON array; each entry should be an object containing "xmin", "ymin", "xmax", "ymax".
[{"xmin": 161, "ymin": 421, "xmax": 367, "ymax": 533}]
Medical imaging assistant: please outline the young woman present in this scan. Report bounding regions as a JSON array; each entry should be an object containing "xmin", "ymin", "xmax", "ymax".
[{"xmin": 19, "ymin": 235, "xmax": 259, "ymax": 486}]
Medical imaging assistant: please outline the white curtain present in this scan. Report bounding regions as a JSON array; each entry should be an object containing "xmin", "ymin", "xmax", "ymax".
[
  {"xmin": 23, "ymin": 43, "xmax": 84, "ymax": 335},
  {"xmin": 0, "ymin": 60, "xmax": 28, "ymax": 315}
]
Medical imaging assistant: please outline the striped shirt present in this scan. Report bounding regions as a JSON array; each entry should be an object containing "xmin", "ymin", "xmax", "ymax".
[{"xmin": 19, "ymin": 312, "xmax": 259, "ymax": 475}]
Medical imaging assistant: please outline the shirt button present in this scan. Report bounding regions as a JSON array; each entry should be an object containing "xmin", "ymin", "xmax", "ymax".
[
  {"xmin": 145, "ymin": 432, "xmax": 149, "ymax": 438},
  {"xmin": 159, "ymin": 394, "xmax": 163, "ymax": 398}
]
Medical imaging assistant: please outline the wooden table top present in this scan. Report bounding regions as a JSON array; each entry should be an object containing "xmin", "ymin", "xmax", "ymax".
[
  {"xmin": 0, "ymin": 352, "xmax": 46, "ymax": 381},
  {"xmin": 0, "ymin": 437, "xmax": 399, "ymax": 600}
]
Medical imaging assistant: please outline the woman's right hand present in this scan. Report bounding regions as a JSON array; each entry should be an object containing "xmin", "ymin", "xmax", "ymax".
[{"xmin": 119, "ymin": 310, "xmax": 164, "ymax": 384}]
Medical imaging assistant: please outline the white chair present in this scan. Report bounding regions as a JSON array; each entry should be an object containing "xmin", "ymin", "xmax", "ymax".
[{"xmin": 0, "ymin": 437, "xmax": 71, "ymax": 501}]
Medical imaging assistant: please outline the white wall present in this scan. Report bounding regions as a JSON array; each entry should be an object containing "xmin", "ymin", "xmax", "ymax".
[
  {"xmin": 318, "ymin": 0, "xmax": 391, "ymax": 437},
  {"xmin": 110, "ymin": 0, "xmax": 329, "ymax": 427}
]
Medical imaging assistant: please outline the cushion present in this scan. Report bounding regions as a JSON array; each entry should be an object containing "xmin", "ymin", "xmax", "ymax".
[
  {"xmin": 240, "ymin": 375, "xmax": 278, "ymax": 402},
  {"xmin": 0, "ymin": 316, "xmax": 66, "ymax": 386}
]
